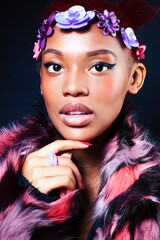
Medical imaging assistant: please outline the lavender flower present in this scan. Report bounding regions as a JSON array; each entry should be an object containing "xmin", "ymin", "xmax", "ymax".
[
  {"xmin": 96, "ymin": 10, "xmax": 120, "ymax": 37},
  {"xmin": 37, "ymin": 11, "xmax": 56, "ymax": 50},
  {"xmin": 55, "ymin": 5, "xmax": 95, "ymax": 29},
  {"xmin": 121, "ymin": 27, "xmax": 139, "ymax": 49}
]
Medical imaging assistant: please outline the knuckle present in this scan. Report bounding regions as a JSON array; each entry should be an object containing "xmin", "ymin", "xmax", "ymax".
[
  {"xmin": 64, "ymin": 175, "xmax": 71, "ymax": 186},
  {"xmin": 63, "ymin": 175, "xmax": 75, "ymax": 189},
  {"xmin": 26, "ymin": 152, "xmax": 35, "ymax": 162},
  {"xmin": 65, "ymin": 167, "xmax": 73, "ymax": 176},
  {"xmin": 25, "ymin": 156, "xmax": 36, "ymax": 168},
  {"xmin": 26, "ymin": 160, "xmax": 33, "ymax": 171},
  {"xmin": 31, "ymin": 167, "xmax": 41, "ymax": 180},
  {"xmin": 32, "ymin": 178, "xmax": 43, "ymax": 190},
  {"xmin": 54, "ymin": 140, "xmax": 61, "ymax": 145},
  {"xmin": 36, "ymin": 178, "xmax": 43, "ymax": 187}
]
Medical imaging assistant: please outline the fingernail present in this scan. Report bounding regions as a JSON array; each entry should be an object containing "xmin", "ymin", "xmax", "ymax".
[
  {"xmin": 82, "ymin": 142, "xmax": 92, "ymax": 146},
  {"xmin": 66, "ymin": 152, "xmax": 73, "ymax": 157},
  {"xmin": 81, "ymin": 182, "xmax": 84, "ymax": 189}
]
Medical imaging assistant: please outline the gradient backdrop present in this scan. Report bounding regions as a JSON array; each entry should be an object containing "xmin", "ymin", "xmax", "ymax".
[{"xmin": 0, "ymin": 0, "xmax": 160, "ymax": 140}]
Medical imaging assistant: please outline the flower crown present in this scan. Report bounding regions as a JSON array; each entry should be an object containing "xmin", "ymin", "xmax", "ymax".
[{"xmin": 33, "ymin": 5, "xmax": 146, "ymax": 61}]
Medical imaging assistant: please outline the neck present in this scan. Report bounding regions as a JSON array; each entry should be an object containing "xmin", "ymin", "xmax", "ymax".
[{"xmin": 72, "ymin": 127, "xmax": 115, "ymax": 203}]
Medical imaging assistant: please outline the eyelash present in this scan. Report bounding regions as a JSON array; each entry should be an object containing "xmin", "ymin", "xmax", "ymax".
[
  {"xmin": 89, "ymin": 62, "xmax": 116, "ymax": 73},
  {"xmin": 43, "ymin": 62, "xmax": 64, "ymax": 73},
  {"xmin": 43, "ymin": 62, "xmax": 116, "ymax": 74}
]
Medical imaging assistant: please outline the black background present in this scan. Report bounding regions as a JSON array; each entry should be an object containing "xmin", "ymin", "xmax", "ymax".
[{"xmin": 0, "ymin": 0, "xmax": 160, "ymax": 140}]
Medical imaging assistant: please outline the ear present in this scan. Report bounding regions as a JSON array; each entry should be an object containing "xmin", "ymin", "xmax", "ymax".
[{"xmin": 128, "ymin": 62, "xmax": 146, "ymax": 94}]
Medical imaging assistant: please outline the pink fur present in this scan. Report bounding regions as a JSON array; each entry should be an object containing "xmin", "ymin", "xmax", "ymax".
[
  {"xmin": 103, "ymin": 135, "xmax": 119, "ymax": 163},
  {"xmin": 110, "ymin": 214, "xmax": 120, "ymax": 235},
  {"xmin": 23, "ymin": 188, "xmax": 77, "ymax": 223},
  {"xmin": 105, "ymin": 162, "xmax": 157, "ymax": 205},
  {"xmin": 0, "ymin": 109, "xmax": 160, "ymax": 239},
  {"xmin": 0, "ymin": 201, "xmax": 51, "ymax": 240},
  {"xmin": 47, "ymin": 190, "xmax": 77, "ymax": 222},
  {"xmin": 0, "ymin": 124, "xmax": 22, "ymax": 156},
  {"xmin": 135, "ymin": 219, "xmax": 160, "ymax": 239},
  {"xmin": 0, "ymin": 160, "xmax": 8, "ymax": 181},
  {"xmin": 114, "ymin": 223, "xmax": 130, "ymax": 240},
  {"xmin": 143, "ymin": 195, "xmax": 160, "ymax": 203},
  {"xmin": 0, "ymin": 150, "xmax": 22, "ymax": 181},
  {"xmin": 94, "ymin": 228, "xmax": 105, "ymax": 240}
]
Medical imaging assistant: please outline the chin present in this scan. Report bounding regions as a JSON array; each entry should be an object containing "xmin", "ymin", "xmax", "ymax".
[
  {"xmin": 57, "ymin": 126, "xmax": 107, "ymax": 142},
  {"xmin": 61, "ymin": 130, "xmax": 93, "ymax": 142}
]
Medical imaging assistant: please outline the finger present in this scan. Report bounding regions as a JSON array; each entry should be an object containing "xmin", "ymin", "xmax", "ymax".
[
  {"xmin": 28, "ymin": 140, "xmax": 91, "ymax": 158},
  {"xmin": 60, "ymin": 152, "xmax": 72, "ymax": 158},
  {"xmin": 32, "ymin": 175, "xmax": 76, "ymax": 194},
  {"xmin": 58, "ymin": 157, "xmax": 82, "ymax": 188},
  {"xmin": 24, "ymin": 154, "xmax": 71, "ymax": 169},
  {"xmin": 23, "ymin": 155, "xmax": 82, "ymax": 188},
  {"xmin": 30, "ymin": 166, "xmax": 76, "ymax": 187}
]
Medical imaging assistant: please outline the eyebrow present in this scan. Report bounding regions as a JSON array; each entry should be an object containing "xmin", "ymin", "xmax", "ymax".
[
  {"xmin": 43, "ymin": 48, "xmax": 117, "ymax": 58},
  {"xmin": 43, "ymin": 49, "xmax": 63, "ymax": 56},
  {"xmin": 86, "ymin": 49, "xmax": 117, "ymax": 58}
]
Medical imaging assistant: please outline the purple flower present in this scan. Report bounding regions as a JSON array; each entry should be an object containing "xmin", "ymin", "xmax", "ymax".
[
  {"xmin": 121, "ymin": 27, "xmax": 139, "ymax": 49},
  {"xmin": 96, "ymin": 10, "xmax": 120, "ymax": 37},
  {"xmin": 37, "ymin": 11, "xmax": 56, "ymax": 50},
  {"xmin": 55, "ymin": 5, "xmax": 95, "ymax": 29}
]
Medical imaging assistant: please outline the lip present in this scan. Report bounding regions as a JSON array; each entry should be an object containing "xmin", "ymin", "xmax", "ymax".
[{"xmin": 59, "ymin": 103, "xmax": 93, "ymax": 127}]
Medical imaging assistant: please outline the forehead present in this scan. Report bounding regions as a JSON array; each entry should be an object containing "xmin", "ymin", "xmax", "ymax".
[{"xmin": 44, "ymin": 23, "xmax": 129, "ymax": 60}]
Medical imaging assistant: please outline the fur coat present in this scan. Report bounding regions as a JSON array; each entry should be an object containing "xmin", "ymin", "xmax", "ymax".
[{"xmin": 0, "ymin": 105, "xmax": 160, "ymax": 240}]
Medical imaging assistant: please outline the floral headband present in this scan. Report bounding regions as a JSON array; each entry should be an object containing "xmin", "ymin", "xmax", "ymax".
[{"xmin": 33, "ymin": 5, "xmax": 146, "ymax": 61}]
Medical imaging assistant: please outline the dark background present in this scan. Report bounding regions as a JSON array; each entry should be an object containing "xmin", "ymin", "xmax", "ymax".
[{"xmin": 0, "ymin": 0, "xmax": 160, "ymax": 140}]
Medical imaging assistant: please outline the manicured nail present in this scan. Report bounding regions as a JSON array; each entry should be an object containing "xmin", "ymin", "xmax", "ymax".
[
  {"xmin": 82, "ymin": 142, "xmax": 92, "ymax": 146},
  {"xmin": 81, "ymin": 182, "xmax": 84, "ymax": 189}
]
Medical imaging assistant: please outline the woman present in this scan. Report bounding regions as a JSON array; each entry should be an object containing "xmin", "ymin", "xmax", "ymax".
[{"xmin": 0, "ymin": 0, "xmax": 159, "ymax": 239}]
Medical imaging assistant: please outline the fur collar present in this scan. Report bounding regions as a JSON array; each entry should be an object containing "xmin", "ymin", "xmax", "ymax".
[{"xmin": 0, "ymin": 103, "xmax": 160, "ymax": 239}]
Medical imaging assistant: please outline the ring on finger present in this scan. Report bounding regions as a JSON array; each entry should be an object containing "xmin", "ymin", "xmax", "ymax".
[{"xmin": 48, "ymin": 152, "xmax": 58, "ymax": 166}]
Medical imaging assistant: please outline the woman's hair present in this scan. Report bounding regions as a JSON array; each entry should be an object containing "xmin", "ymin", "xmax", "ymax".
[
  {"xmin": 41, "ymin": 0, "xmax": 158, "ymax": 59},
  {"xmin": 46, "ymin": 0, "xmax": 158, "ymax": 30}
]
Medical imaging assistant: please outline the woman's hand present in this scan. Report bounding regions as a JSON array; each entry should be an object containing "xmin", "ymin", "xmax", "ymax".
[{"xmin": 22, "ymin": 140, "xmax": 90, "ymax": 195}]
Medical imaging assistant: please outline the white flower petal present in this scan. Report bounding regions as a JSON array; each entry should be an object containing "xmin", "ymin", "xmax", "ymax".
[
  {"xmin": 87, "ymin": 11, "xmax": 95, "ymax": 20},
  {"xmin": 56, "ymin": 23, "xmax": 71, "ymax": 29},
  {"xmin": 55, "ymin": 13, "xmax": 70, "ymax": 24},
  {"xmin": 104, "ymin": 10, "xmax": 109, "ymax": 17},
  {"xmin": 69, "ymin": 5, "xmax": 85, "ymax": 12},
  {"xmin": 125, "ymin": 27, "xmax": 137, "ymax": 41}
]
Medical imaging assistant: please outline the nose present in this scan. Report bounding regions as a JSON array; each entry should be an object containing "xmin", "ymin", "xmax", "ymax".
[{"xmin": 62, "ymin": 69, "xmax": 89, "ymax": 97}]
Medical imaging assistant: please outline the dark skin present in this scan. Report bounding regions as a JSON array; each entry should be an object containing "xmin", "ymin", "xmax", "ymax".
[{"xmin": 22, "ymin": 23, "xmax": 146, "ymax": 238}]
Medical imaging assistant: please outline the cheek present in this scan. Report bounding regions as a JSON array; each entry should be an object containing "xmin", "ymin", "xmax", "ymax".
[
  {"xmin": 93, "ymin": 74, "xmax": 128, "ymax": 105},
  {"xmin": 41, "ymin": 74, "xmax": 60, "ymax": 107}
]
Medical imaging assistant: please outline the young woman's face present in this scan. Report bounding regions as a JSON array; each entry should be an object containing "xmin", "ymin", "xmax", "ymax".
[{"xmin": 41, "ymin": 24, "xmax": 133, "ymax": 141}]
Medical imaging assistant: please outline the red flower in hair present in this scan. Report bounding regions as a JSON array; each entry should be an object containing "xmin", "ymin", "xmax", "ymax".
[{"xmin": 136, "ymin": 45, "xmax": 146, "ymax": 61}]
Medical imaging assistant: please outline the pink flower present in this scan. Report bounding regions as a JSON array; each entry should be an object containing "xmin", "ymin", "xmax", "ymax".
[
  {"xmin": 136, "ymin": 45, "xmax": 146, "ymax": 61},
  {"xmin": 33, "ymin": 41, "xmax": 42, "ymax": 60}
]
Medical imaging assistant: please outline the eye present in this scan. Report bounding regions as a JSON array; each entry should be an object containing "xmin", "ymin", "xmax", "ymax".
[
  {"xmin": 43, "ymin": 62, "xmax": 64, "ymax": 73},
  {"xmin": 90, "ymin": 62, "xmax": 116, "ymax": 73}
]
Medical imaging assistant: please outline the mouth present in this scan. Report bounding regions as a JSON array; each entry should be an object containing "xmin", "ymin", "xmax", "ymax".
[{"xmin": 59, "ymin": 103, "xmax": 93, "ymax": 127}]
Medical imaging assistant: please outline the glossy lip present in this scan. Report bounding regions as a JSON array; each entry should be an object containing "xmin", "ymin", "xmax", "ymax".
[{"xmin": 59, "ymin": 103, "xmax": 93, "ymax": 127}]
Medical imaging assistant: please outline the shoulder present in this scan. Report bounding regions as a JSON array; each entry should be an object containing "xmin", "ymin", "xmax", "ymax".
[{"xmin": 95, "ymin": 109, "xmax": 160, "ymax": 239}]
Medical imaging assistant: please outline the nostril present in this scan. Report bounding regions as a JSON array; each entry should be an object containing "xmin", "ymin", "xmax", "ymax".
[{"xmin": 62, "ymin": 83, "xmax": 89, "ymax": 97}]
